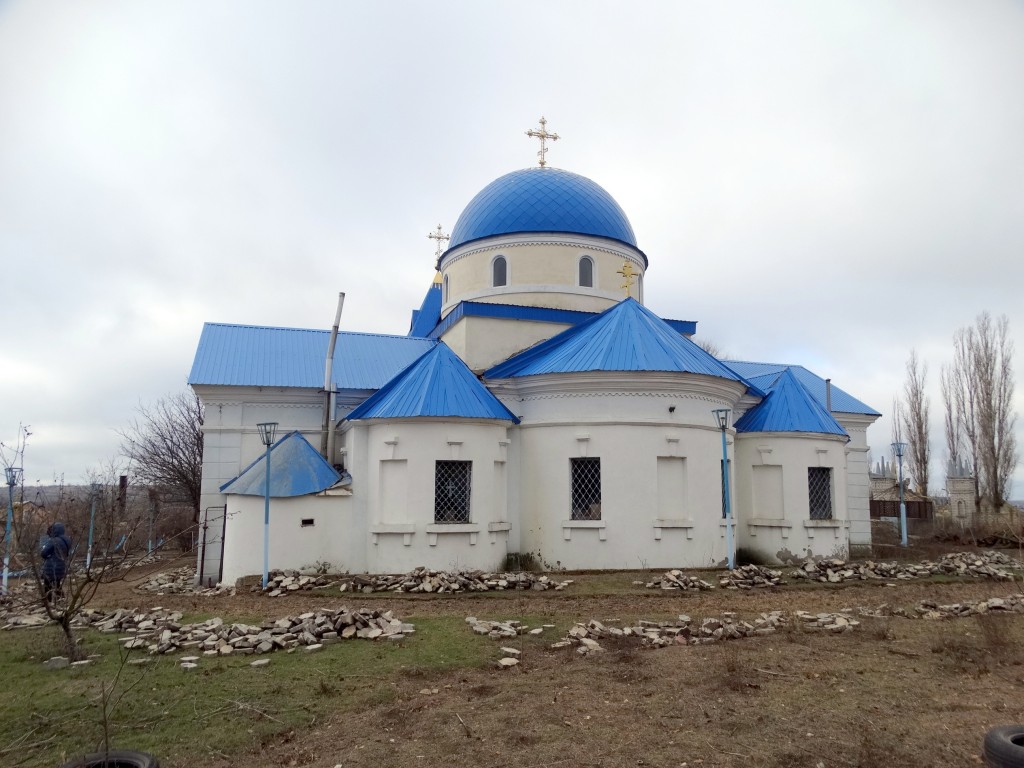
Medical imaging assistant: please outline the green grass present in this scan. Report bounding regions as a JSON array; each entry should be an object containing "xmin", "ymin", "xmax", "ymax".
[{"xmin": 0, "ymin": 616, "xmax": 495, "ymax": 768}]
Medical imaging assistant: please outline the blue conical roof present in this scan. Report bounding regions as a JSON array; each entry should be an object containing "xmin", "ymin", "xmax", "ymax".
[
  {"xmin": 346, "ymin": 343, "xmax": 518, "ymax": 422},
  {"xmin": 484, "ymin": 298, "xmax": 752, "ymax": 385},
  {"xmin": 734, "ymin": 369, "xmax": 847, "ymax": 436},
  {"xmin": 220, "ymin": 431, "xmax": 342, "ymax": 497}
]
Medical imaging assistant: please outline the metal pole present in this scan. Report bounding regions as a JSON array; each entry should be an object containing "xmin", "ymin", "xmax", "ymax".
[
  {"xmin": 898, "ymin": 454, "xmax": 908, "ymax": 547},
  {"xmin": 721, "ymin": 426, "xmax": 734, "ymax": 570},
  {"xmin": 86, "ymin": 490, "xmax": 97, "ymax": 571},
  {"xmin": 2, "ymin": 482, "xmax": 14, "ymax": 595},
  {"xmin": 262, "ymin": 443, "xmax": 271, "ymax": 589}
]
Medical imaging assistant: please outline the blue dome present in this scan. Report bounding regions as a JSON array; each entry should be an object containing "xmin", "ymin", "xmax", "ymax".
[{"xmin": 446, "ymin": 168, "xmax": 638, "ymax": 253}]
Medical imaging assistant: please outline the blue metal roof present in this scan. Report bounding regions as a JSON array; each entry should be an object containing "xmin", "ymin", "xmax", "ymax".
[
  {"xmin": 189, "ymin": 323, "xmax": 436, "ymax": 390},
  {"xmin": 484, "ymin": 298, "xmax": 752, "ymax": 386},
  {"xmin": 428, "ymin": 300, "xmax": 697, "ymax": 340},
  {"xmin": 724, "ymin": 361, "xmax": 880, "ymax": 416},
  {"xmin": 409, "ymin": 284, "xmax": 442, "ymax": 337},
  {"xmin": 734, "ymin": 369, "xmax": 847, "ymax": 436},
  {"xmin": 346, "ymin": 343, "xmax": 519, "ymax": 422},
  {"xmin": 221, "ymin": 431, "xmax": 341, "ymax": 497},
  {"xmin": 445, "ymin": 168, "xmax": 643, "ymax": 259}
]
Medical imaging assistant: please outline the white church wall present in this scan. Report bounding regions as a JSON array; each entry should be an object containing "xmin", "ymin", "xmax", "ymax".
[
  {"xmin": 439, "ymin": 236, "xmax": 645, "ymax": 317},
  {"xmin": 220, "ymin": 493, "xmax": 357, "ymax": 585},
  {"xmin": 734, "ymin": 433, "xmax": 850, "ymax": 564},
  {"xmin": 836, "ymin": 415, "xmax": 875, "ymax": 552},
  {"xmin": 192, "ymin": 384, "xmax": 328, "ymax": 584},
  {"xmin": 441, "ymin": 316, "xmax": 574, "ymax": 373},
  {"xmin": 347, "ymin": 420, "xmax": 514, "ymax": 574}
]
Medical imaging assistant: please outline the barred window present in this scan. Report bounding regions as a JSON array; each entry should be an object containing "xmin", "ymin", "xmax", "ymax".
[
  {"xmin": 571, "ymin": 457, "xmax": 601, "ymax": 520},
  {"xmin": 492, "ymin": 256, "xmax": 507, "ymax": 287},
  {"xmin": 434, "ymin": 461, "xmax": 471, "ymax": 523},
  {"xmin": 808, "ymin": 467, "xmax": 833, "ymax": 520}
]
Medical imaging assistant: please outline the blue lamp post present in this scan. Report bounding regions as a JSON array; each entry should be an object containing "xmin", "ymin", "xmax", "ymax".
[
  {"xmin": 891, "ymin": 441, "xmax": 908, "ymax": 547},
  {"xmin": 257, "ymin": 422, "xmax": 278, "ymax": 589},
  {"xmin": 3, "ymin": 466, "xmax": 22, "ymax": 595},
  {"xmin": 712, "ymin": 409, "xmax": 735, "ymax": 570}
]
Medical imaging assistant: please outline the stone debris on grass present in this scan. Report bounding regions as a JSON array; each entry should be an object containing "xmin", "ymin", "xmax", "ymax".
[
  {"xmin": 255, "ymin": 569, "xmax": 339, "ymax": 596},
  {"xmin": 136, "ymin": 566, "xmax": 235, "ymax": 597},
  {"xmin": 858, "ymin": 593, "xmax": 1024, "ymax": 620},
  {"xmin": 790, "ymin": 551, "xmax": 1019, "ymax": 584},
  {"xmin": 338, "ymin": 567, "xmax": 573, "ymax": 594},
  {"xmin": 466, "ymin": 617, "xmax": 527, "ymax": 639},
  {"xmin": 641, "ymin": 570, "xmax": 715, "ymax": 591},
  {"xmin": 719, "ymin": 565, "xmax": 785, "ymax": 589},
  {"xmin": 66, "ymin": 605, "xmax": 414, "ymax": 657}
]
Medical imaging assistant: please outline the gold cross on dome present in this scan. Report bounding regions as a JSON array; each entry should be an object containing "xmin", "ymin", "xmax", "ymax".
[
  {"xmin": 525, "ymin": 116, "xmax": 560, "ymax": 168},
  {"xmin": 618, "ymin": 262, "xmax": 639, "ymax": 296},
  {"xmin": 428, "ymin": 224, "xmax": 450, "ymax": 259}
]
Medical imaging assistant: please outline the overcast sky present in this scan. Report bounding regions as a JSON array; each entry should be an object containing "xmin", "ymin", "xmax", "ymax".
[{"xmin": 1, "ymin": 1, "xmax": 1022, "ymax": 495}]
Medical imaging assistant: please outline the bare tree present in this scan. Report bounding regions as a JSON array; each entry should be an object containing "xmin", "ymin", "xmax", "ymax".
[
  {"xmin": 943, "ymin": 313, "xmax": 1018, "ymax": 512},
  {"xmin": 899, "ymin": 349, "xmax": 930, "ymax": 495},
  {"xmin": 695, "ymin": 338, "xmax": 727, "ymax": 358},
  {"xmin": 120, "ymin": 391, "xmax": 204, "ymax": 524},
  {"xmin": 940, "ymin": 364, "xmax": 962, "ymax": 470}
]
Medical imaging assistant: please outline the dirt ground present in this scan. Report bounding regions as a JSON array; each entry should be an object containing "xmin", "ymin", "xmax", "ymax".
[{"xmin": 78, "ymin": 554, "xmax": 1024, "ymax": 768}]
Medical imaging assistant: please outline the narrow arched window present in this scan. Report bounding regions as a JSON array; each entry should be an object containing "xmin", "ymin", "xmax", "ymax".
[
  {"xmin": 443, "ymin": 274, "xmax": 449, "ymax": 302},
  {"xmin": 492, "ymin": 256, "xmax": 507, "ymax": 287},
  {"xmin": 579, "ymin": 256, "xmax": 594, "ymax": 287}
]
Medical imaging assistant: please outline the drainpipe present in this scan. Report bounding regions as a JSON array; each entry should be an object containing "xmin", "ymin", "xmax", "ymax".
[
  {"xmin": 825, "ymin": 378, "xmax": 832, "ymax": 412},
  {"xmin": 321, "ymin": 293, "xmax": 345, "ymax": 459}
]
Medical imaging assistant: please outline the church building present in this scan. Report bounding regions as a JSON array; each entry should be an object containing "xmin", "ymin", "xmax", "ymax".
[{"xmin": 189, "ymin": 121, "xmax": 880, "ymax": 585}]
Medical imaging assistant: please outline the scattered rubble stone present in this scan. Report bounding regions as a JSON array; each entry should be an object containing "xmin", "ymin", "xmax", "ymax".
[
  {"xmin": 255, "ymin": 569, "xmax": 338, "ymax": 596},
  {"xmin": 719, "ymin": 565, "xmax": 784, "ymax": 589},
  {"xmin": 466, "ymin": 617, "xmax": 527, "ymax": 639},
  {"xmin": 339, "ymin": 567, "xmax": 573, "ymax": 594},
  {"xmin": 642, "ymin": 570, "xmax": 715, "ymax": 591},
  {"xmin": 136, "ymin": 566, "xmax": 235, "ymax": 596},
  {"xmin": 43, "ymin": 656, "xmax": 70, "ymax": 669},
  {"xmin": 790, "ymin": 552, "xmax": 1018, "ymax": 584}
]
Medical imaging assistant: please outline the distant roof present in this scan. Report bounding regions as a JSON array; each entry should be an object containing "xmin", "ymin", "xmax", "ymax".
[
  {"xmin": 734, "ymin": 369, "xmax": 847, "ymax": 436},
  {"xmin": 445, "ymin": 168, "xmax": 642, "ymax": 257},
  {"xmin": 221, "ymin": 431, "xmax": 341, "ymax": 497},
  {"xmin": 428, "ymin": 301, "xmax": 695, "ymax": 340},
  {"xmin": 485, "ymin": 298, "xmax": 755, "ymax": 390},
  {"xmin": 409, "ymin": 284, "xmax": 442, "ymax": 337},
  {"xmin": 724, "ymin": 361, "xmax": 880, "ymax": 416},
  {"xmin": 346, "ymin": 343, "xmax": 519, "ymax": 422},
  {"xmin": 189, "ymin": 323, "xmax": 436, "ymax": 390}
]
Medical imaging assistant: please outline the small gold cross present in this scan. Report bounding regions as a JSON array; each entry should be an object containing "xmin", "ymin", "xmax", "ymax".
[
  {"xmin": 525, "ymin": 116, "xmax": 560, "ymax": 168},
  {"xmin": 617, "ymin": 261, "xmax": 639, "ymax": 296},
  {"xmin": 428, "ymin": 224, "xmax": 450, "ymax": 259}
]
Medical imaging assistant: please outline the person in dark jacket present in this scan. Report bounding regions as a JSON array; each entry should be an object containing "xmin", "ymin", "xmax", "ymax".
[{"xmin": 40, "ymin": 522, "xmax": 71, "ymax": 605}]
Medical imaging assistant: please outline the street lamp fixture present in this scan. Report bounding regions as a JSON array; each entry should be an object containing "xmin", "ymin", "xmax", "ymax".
[
  {"xmin": 712, "ymin": 409, "xmax": 735, "ymax": 570},
  {"xmin": 257, "ymin": 422, "xmax": 279, "ymax": 589},
  {"xmin": 891, "ymin": 441, "xmax": 908, "ymax": 547},
  {"xmin": 3, "ymin": 466, "xmax": 23, "ymax": 595}
]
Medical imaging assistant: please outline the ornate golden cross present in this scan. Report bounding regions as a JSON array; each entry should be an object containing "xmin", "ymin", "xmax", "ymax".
[
  {"xmin": 618, "ymin": 261, "xmax": 639, "ymax": 296},
  {"xmin": 525, "ymin": 116, "xmax": 560, "ymax": 168},
  {"xmin": 428, "ymin": 224, "xmax": 450, "ymax": 259}
]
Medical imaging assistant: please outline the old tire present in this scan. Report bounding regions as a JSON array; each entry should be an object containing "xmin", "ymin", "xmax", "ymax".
[
  {"xmin": 59, "ymin": 751, "xmax": 159, "ymax": 768},
  {"xmin": 984, "ymin": 725, "xmax": 1024, "ymax": 768}
]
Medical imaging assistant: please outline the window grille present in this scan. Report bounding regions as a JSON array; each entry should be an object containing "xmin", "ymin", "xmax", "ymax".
[
  {"xmin": 493, "ymin": 256, "xmax": 507, "ymax": 287},
  {"xmin": 720, "ymin": 459, "xmax": 732, "ymax": 518},
  {"xmin": 434, "ymin": 461, "xmax": 471, "ymax": 523},
  {"xmin": 808, "ymin": 467, "xmax": 833, "ymax": 520},
  {"xmin": 571, "ymin": 457, "xmax": 601, "ymax": 520},
  {"xmin": 579, "ymin": 256, "xmax": 594, "ymax": 288}
]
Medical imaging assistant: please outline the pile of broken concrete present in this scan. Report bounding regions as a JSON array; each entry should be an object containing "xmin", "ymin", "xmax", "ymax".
[
  {"xmin": 77, "ymin": 605, "xmax": 413, "ymax": 657},
  {"xmin": 790, "ymin": 551, "xmax": 1019, "ymax": 584},
  {"xmin": 641, "ymin": 570, "xmax": 715, "ymax": 591},
  {"xmin": 136, "ymin": 566, "xmax": 234, "ymax": 596},
  {"xmin": 337, "ymin": 567, "xmax": 573, "ymax": 594},
  {"xmin": 719, "ymin": 565, "xmax": 785, "ymax": 589},
  {"xmin": 256, "ymin": 569, "xmax": 338, "ymax": 596}
]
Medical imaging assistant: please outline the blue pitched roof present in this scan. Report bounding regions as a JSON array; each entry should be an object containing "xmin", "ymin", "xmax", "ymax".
[
  {"xmin": 409, "ymin": 284, "xmax": 442, "ymax": 337},
  {"xmin": 189, "ymin": 323, "xmax": 436, "ymax": 390},
  {"xmin": 221, "ymin": 431, "xmax": 342, "ymax": 497},
  {"xmin": 427, "ymin": 300, "xmax": 696, "ymax": 340},
  {"xmin": 346, "ymin": 343, "xmax": 519, "ymax": 422},
  {"xmin": 444, "ymin": 168, "xmax": 644, "ymax": 261},
  {"xmin": 724, "ymin": 361, "xmax": 880, "ymax": 416},
  {"xmin": 484, "ymin": 298, "xmax": 754, "ymax": 388},
  {"xmin": 734, "ymin": 369, "xmax": 847, "ymax": 436}
]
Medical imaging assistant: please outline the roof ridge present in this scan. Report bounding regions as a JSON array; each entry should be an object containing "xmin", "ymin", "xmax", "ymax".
[{"xmin": 202, "ymin": 322, "xmax": 431, "ymax": 341}]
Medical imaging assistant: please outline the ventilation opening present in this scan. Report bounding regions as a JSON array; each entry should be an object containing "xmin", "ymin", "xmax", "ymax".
[{"xmin": 300, "ymin": 518, "xmax": 315, "ymax": 527}]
